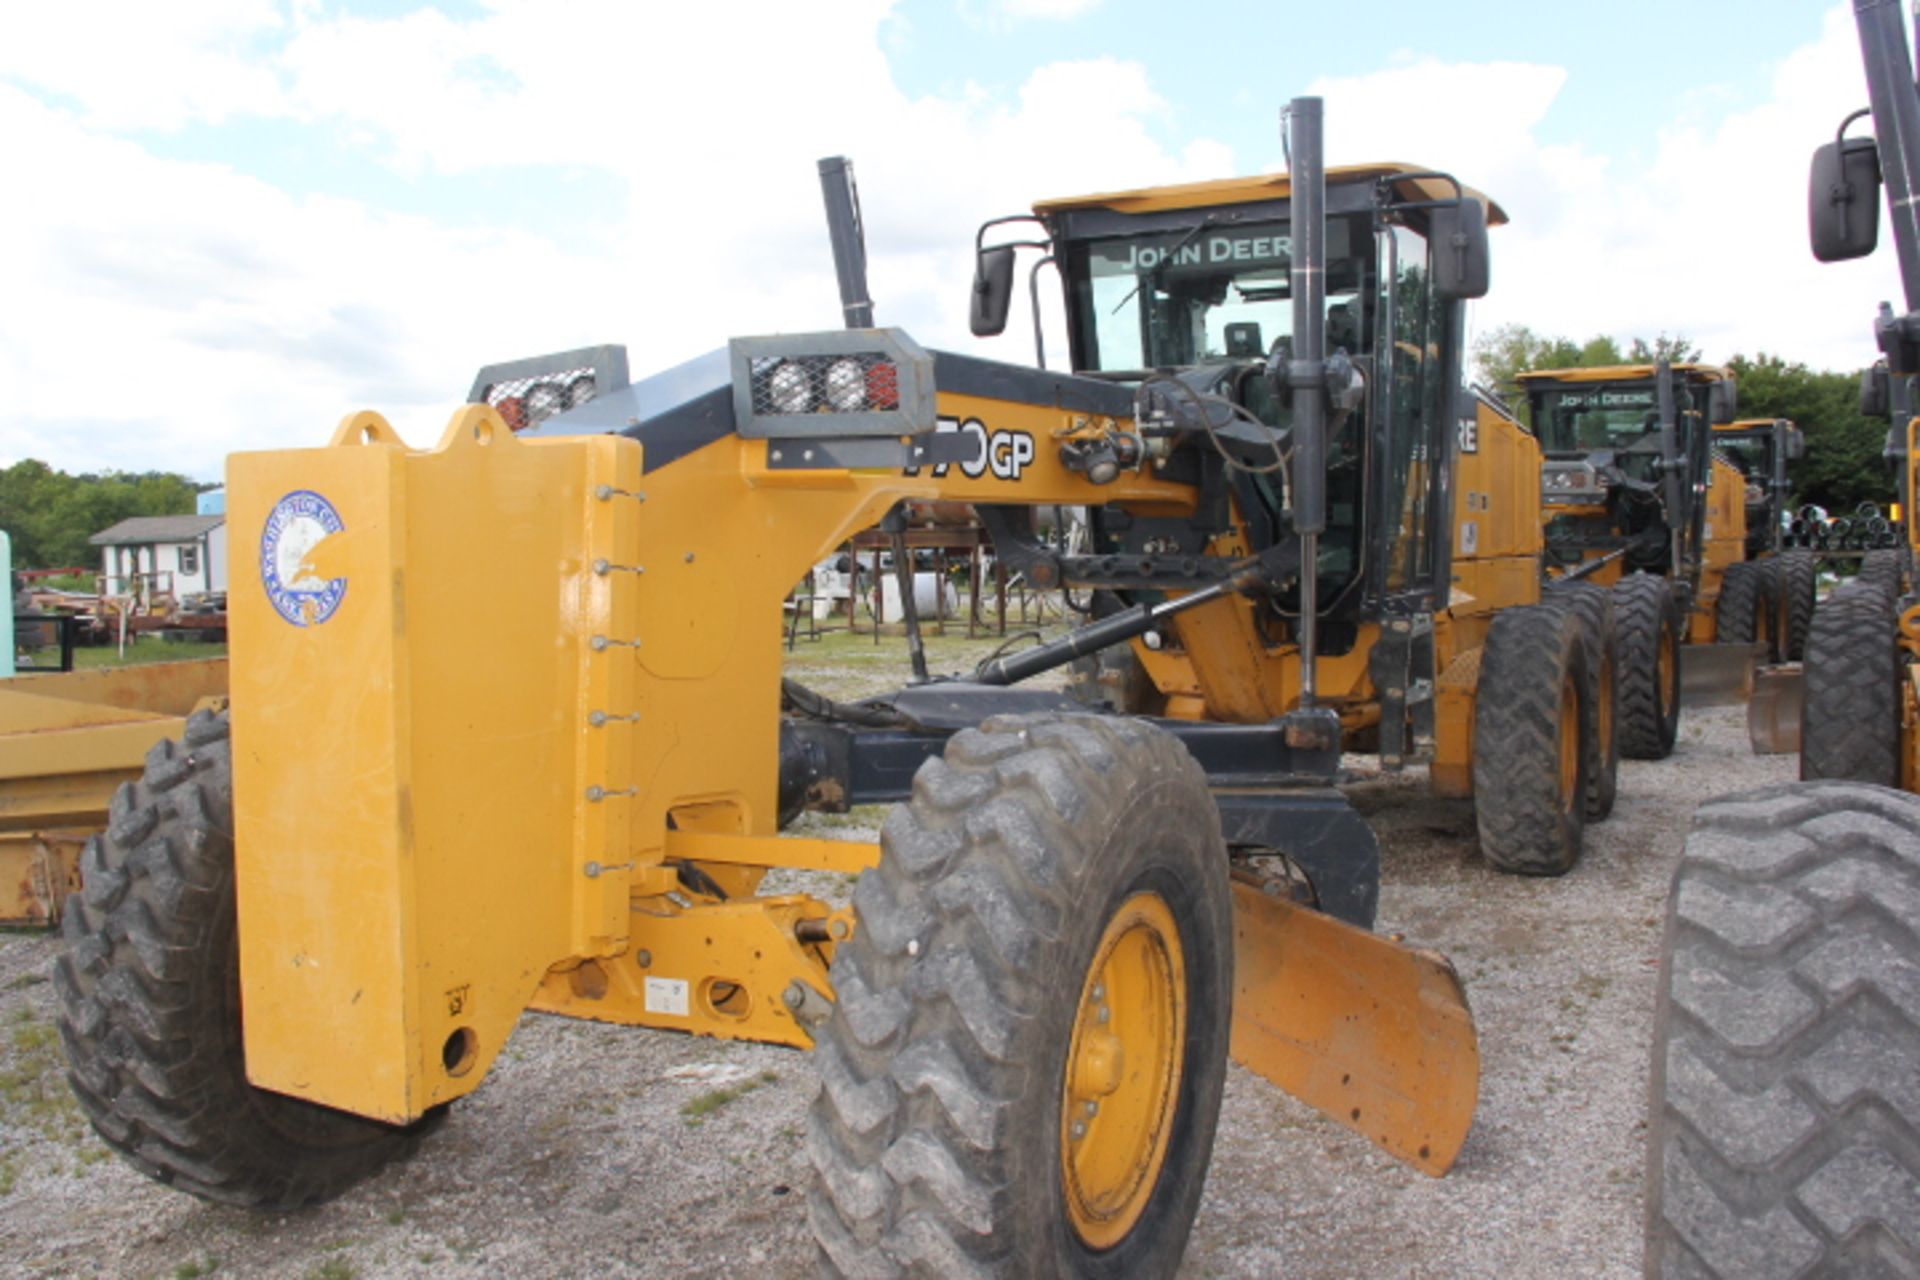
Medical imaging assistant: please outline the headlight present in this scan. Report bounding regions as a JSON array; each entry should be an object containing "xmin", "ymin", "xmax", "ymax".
[
  {"xmin": 767, "ymin": 361, "xmax": 813, "ymax": 414},
  {"xmin": 566, "ymin": 374, "xmax": 597, "ymax": 409},
  {"xmin": 824, "ymin": 358, "xmax": 867, "ymax": 411},
  {"xmin": 526, "ymin": 381, "xmax": 567, "ymax": 424}
]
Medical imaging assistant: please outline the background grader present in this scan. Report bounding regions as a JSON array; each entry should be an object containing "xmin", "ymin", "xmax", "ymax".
[
  {"xmin": 53, "ymin": 99, "xmax": 1608, "ymax": 1276},
  {"xmin": 1518, "ymin": 361, "xmax": 1813, "ymax": 760},
  {"xmin": 1643, "ymin": 2, "xmax": 1920, "ymax": 1274}
]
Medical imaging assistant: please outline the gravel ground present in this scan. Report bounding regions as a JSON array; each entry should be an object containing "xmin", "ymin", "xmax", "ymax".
[{"xmin": 0, "ymin": 643, "xmax": 1792, "ymax": 1278}]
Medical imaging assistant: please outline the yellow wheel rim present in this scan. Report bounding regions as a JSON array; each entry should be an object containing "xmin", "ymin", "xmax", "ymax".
[
  {"xmin": 1559, "ymin": 672, "xmax": 1581, "ymax": 811},
  {"xmin": 1060, "ymin": 891, "xmax": 1186, "ymax": 1250}
]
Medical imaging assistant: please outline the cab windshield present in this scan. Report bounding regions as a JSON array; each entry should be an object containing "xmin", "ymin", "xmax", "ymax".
[
  {"xmin": 1064, "ymin": 213, "xmax": 1373, "ymax": 372},
  {"xmin": 1531, "ymin": 384, "xmax": 1663, "ymax": 455},
  {"xmin": 1713, "ymin": 430, "xmax": 1771, "ymax": 480}
]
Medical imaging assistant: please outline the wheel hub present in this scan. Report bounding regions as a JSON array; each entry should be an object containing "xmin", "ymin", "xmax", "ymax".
[{"xmin": 1060, "ymin": 891, "xmax": 1186, "ymax": 1249}]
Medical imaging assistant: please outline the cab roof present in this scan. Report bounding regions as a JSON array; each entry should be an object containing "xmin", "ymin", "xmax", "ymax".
[
  {"xmin": 1514, "ymin": 363, "xmax": 1733, "ymax": 386},
  {"xmin": 1032, "ymin": 163, "xmax": 1508, "ymax": 225}
]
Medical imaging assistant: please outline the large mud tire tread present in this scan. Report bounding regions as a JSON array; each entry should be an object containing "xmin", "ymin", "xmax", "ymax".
[
  {"xmin": 1714, "ymin": 561, "xmax": 1764, "ymax": 646},
  {"xmin": 807, "ymin": 713, "xmax": 1232, "ymax": 1278},
  {"xmin": 1646, "ymin": 782, "xmax": 1920, "ymax": 1278},
  {"xmin": 1778, "ymin": 550, "xmax": 1817, "ymax": 662},
  {"xmin": 53, "ymin": 709, "xmax": 434, "ymax": 1211},
  {"xmin": 1546, "ymin": 581, "xmax": 1620, "ymax": 821},
  {"xmin": 1473, "ymin": 603, "xmax": 1588, "ymax": 875},
  {"xmin": 1613, "ymin": 572, "xmax": 1683, "ymax": 760},
  {"xmin": 1860, "ymin": 547, "xmax": 1907, "ymax": 597},
  {"xmin": 1799, "ymin": 582, "xmax": 1902, "ymax": 787}
]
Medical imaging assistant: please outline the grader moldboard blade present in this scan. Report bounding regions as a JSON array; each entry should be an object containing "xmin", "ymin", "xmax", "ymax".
[
  {"xmin": 1746, "ymin": 664, "xmax": 1803, "ymax": 754},
  {"xmin": 1228, "ymin": 877, "xmax": 1478, "ymax": 1176},
  {"xmin": 1678, "ymin": 641, "xmax": 1758, "ymax": 707}
]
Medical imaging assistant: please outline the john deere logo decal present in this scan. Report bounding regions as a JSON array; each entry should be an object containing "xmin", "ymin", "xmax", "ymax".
[{"xmin": 261, "ymin": 490, "xmax": 347, "ymax": 626}]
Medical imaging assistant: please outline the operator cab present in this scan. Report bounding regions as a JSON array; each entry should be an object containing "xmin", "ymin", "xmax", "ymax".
[
  {"xmin": 977, "ymin": 166, "xmax": 1501, "ymax": 635},
  {"xmin": 1520, "ymin": 364, "xmax": 1736, "ymax": 575},
  {"xmin": 1713, "ymin": 417, "xmax": 1803, "ymax": 557}
]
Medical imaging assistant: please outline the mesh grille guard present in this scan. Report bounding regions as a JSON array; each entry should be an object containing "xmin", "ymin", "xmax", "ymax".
[
  {"xmin": 729, "ymin": 329, "xmax": 934, "ymax": 439},
  {"xmin": 468, "ymin": 345, "xmax": 631, "ymax": 433}
]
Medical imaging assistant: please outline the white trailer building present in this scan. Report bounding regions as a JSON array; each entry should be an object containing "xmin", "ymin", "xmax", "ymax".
[{"xmin": 89, "ymin": 514, "xmax": 228, "ymax": 598}]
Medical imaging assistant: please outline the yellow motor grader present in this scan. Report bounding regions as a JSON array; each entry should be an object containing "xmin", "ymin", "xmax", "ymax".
[
  {"xmin": 1516, "ymin": 362, "xmax": 1807, "ymax": 757},
  {"xmin": 54, "ymin": 100, "xmax": 1609, "ymax": 1276}
]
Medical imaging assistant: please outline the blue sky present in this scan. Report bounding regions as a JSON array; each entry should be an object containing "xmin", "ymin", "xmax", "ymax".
[
  {"xmin": 885, "ymin": 0, "xmax": 1813, "ymax": 164},
  {"xmin": 0, "ymin": 0, "xmax": 1896, "ymax": 479}
]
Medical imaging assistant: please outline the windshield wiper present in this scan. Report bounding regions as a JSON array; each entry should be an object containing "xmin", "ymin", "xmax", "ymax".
[{"xmin": 1109, "ymin": 214, "xmax": 1219, "ymax": 315}]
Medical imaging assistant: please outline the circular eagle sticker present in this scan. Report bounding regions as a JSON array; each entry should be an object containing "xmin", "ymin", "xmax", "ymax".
[{"xmin": 261, "ymin": 490, "xmax": 348, "ymax": 627}]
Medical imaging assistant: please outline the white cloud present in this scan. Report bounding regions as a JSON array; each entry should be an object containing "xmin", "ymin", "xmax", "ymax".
[
  {"xmin": 0, "ymin": 0, "xmax": 287, "ymax": 130},
  {"xmin": 4, "ymin": 1, "xmax": 1894, "ymax": 485},
  {"xmin": 0, "ymin": 1, "xmax": 1228, "ymax": 478},
  {"xmin": 1305, "ymin": 6, "xmax": 1897, "ymax": 374}
]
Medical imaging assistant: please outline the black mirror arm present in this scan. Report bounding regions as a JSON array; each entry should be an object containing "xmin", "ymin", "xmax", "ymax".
[{"xmin": 1027, "ymin": 255, "xmax": 1057, "ymax": 369}]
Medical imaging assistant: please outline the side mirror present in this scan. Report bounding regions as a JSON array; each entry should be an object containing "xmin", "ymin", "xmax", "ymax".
[
  {"xmin": 1784, "ymin": 426, "xmax": 1806, "ymax": 461},
  {"xmin": 970, "ymin": 245, "xmax": 1017, "ymax": 337},
  {"xmin": 1709, "ymin": 378, "xmax": 1738, "ymax": 426},
  {"xmin": 1861, "ymin": 363, "xmax": 1891, "ymax": 417},
  {"xmin": 1809, "ymin": 136, "xmax": 1882, "ymax": 262},
  {"xmin": 1225, "ymin": 321, "xmax": 1264, "ymax": 358},
  {"xmin": 1430, "ymin": 198, "xmax": 1490, "ymax": 301}
]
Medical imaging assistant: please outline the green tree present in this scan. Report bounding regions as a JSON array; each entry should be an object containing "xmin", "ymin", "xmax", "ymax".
[
  {"xmin": 1472, "ymin": 326, "xmax": 1671, "ymax": 425},
  {"xmin": 1471, "ymin": 323, "xmax": 1578, "ymax": 395},
  {"xmin": 1727, "ymin": 353, "xmax": 1894, "ymax": 515},
  {"xmin": 0, "ymin": 462, "xmax": 205, "ymax": 569},
  {"xmin": 1627, "ymin": 333, "xmax": 1703, "ymax": 365}
]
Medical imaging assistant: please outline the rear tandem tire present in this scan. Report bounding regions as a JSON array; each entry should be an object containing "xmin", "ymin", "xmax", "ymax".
[
  {"xmin": 53, "ymin": 709, "xmax": 436, "ymax": 1211},
  {"xmin": 1472, "ymin": 603, "xmax": 1589, "ymax": 875},
  {"xmin": 1612, "ymin": 571, "xmax": 1684, "ymax": 760},
  {"xmin": 1713, "ymin": 561, "xmax": 1766, "ymax": 647},
  {"xmin": 1545, "ymin": 581, "xmax": 1620, "ymax": 821},
  {"xmin": 1799, "ymin": 581, "xmax": 1901, "ymax": 787},
  {"xmin": 1645, "ymin": 782, "xmax": 1920, "ymax": 1278},
  {"xmin": 807, "ymin": 714, "xmax": 1232, "ymax": 1278},
  {"xmin": 1777, "ymin": 550, "xmax": 1816, "ymax": 662}
]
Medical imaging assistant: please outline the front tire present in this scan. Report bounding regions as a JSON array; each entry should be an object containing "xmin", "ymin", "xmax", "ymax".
[
  {"xmin": 808, "ymin": 714, "xmax": 1232, "ymax": 1278},
  {"xmin": 1800, "ymin": 581, "xmax": 1901, "ymax": 786},
  {"xmin": 54, "ymin": 710, "xmax": 434, "ymax": 1210},
  {"xmin": 1646, "ymin": 782, "xmax": 1920, "ymax": 1277},
  {"xmin": 1860, "ymin": 546, "xmax": 1908, "ymax": 597}
]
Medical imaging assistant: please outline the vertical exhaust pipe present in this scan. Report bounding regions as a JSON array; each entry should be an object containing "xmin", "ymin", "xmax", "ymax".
[
  {"xmin": 818, "ymin": 156, "xmax": 875, "ymax": 329},
  {"xmin": 1653, "ymin": 361, "xmax": 1689, "ymax": 574},
  {"xmin": 818, "ymin": 156, "xmax": 927, "ymax": 680},
  {"xmin": 1287, "ymin": 97, "xmax": 1327, "ymax": 709}
]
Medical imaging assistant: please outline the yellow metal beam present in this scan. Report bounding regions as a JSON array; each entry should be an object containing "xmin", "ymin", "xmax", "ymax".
[
  {"xmin": 530, "ymin": 896, "xmax": 853, "ymax": 1047},
  {"xmin": 663, "ymin": 828, "xmax": 878, "ymax": 874}
]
